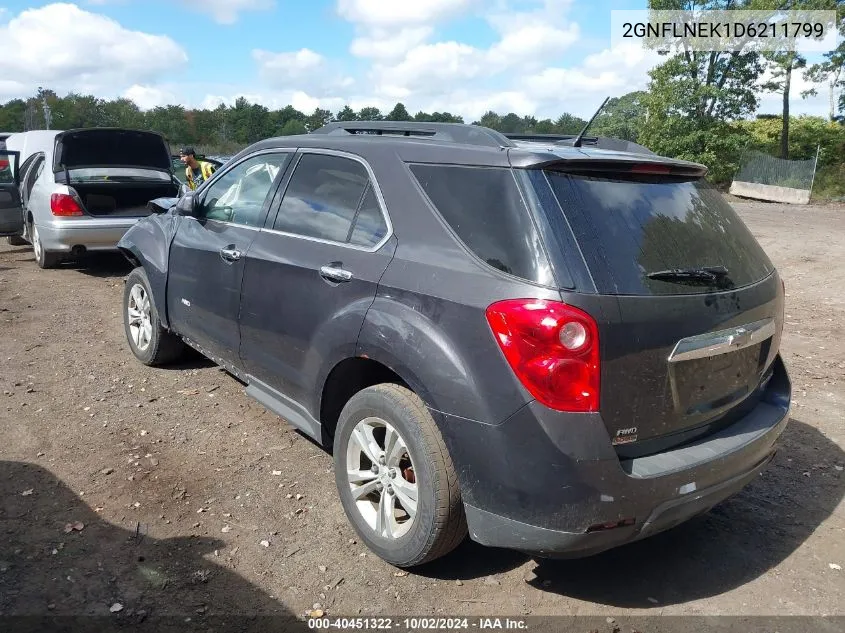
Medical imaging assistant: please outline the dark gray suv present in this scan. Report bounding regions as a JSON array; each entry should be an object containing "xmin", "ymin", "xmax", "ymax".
[{"xmin": 118, "ymin": 121, "xmax": 791, "ymax": 568}]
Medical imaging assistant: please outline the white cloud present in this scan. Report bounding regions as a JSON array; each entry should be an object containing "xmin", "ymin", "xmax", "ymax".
[
  {"xmin": 375, "ymin": 42, "xmax": 483, "ymax": 98},
  {"xmin": 253, "ymin": 48, "xmax": 325, "ymax": 83},
  {"xmin": 361, "ymin": 0, "xmax": 581, "ymax": 103},
  {"xmin": 337, "ymin": 0, "xmax": 475, "ymax": 27},
  {"xmin": 252, "ymin": 48, "xmax": 356, "ymax": 97},
  {"xmin": 180, "ymin": 0, "xmax": 275, "ymax": 25},
  {"xmin": 486, "ymin": 23, "xmax": 580, "ymax": 68},
  {"xmin": 0, "ymin": 3, "xmax": 185, "ymax": 101},
  {"xmin": 350, "ymin": 27, "xmax": 433, "ymax": 61},
  {"xmin": 122, "ymin": 84, "xmax": 178, "ymax": 110}
]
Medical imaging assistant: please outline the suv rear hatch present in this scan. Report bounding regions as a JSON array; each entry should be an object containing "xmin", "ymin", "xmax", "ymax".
[
  {"xmin": 530, "ymin": 163, "xmax": 784, "ymax": 456},
  {"xmin": 52, "ymin": 128, "xmax": 178, "ymax": 217}
]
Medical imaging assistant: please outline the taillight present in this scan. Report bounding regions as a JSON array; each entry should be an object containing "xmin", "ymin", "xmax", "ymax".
[
  {"xmin": 485, "ymin": 299, "xmax": 600, "ymax": 412},
  {"xmin": 50, "ymin": 193, "xmax": 84, "ymax": 217}
]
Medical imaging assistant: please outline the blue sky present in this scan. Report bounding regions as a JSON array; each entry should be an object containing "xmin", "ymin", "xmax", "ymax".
[{"xmin": 0, "ymin": 1, "xmax": 835, "ymax": 120}]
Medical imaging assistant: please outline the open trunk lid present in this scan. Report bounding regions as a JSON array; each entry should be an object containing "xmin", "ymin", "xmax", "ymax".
[
  {"xmin": 537, "ymin": 167, "xmax": 784, "ymax": 454},
  {"xmin": 53, "ymin": 128, "xmax": 172, "ymax": 175}
]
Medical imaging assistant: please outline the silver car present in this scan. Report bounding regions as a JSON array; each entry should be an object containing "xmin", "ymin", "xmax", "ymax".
[{"xmin": 3, "ymin": 128, "xmax": 181, "ymax": 268}]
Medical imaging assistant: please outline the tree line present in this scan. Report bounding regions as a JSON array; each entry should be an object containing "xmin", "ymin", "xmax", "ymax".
[
  {"xmin": 0, "ymin": 0, "xmax": 842, "ymax": 196},
  {"xmin": 0, "ymin": 90, "xmax": 595, "ymax": 151}
]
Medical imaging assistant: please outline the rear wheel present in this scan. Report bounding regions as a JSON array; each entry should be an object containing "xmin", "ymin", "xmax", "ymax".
[
  {"xmin": 123, "ymin": 267, "xmax": 186, "ymax": 366},
  {"xmin": 334, "ymin": 384, "xmax": 467, "ymax": 567},
  {"xmin": 32, "ymin": 224, "xmax": 61, "ymax": 269}
]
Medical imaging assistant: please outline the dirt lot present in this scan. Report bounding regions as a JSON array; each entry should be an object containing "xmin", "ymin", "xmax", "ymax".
[{"xmin": 1, "ymin": 201, "xmax": 843, "ymax": 626}]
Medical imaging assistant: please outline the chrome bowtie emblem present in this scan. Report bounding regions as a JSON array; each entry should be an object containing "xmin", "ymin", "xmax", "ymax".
[{"xmin": 729, "ymin": 327, "xmax": 751, "ymax": 348}]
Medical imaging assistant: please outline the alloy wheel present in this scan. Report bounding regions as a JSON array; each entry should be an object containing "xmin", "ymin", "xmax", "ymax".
[
  {"xmin": 345, "ymin": 417, "xmax": 418, "ymax": 540},
  {"xmin": 127, "ymin": 283, "xmax": 153, "ymax": 352},
  {"xmin": 32, "ymin": 225, "xmax": 42, "ymax": 262}
]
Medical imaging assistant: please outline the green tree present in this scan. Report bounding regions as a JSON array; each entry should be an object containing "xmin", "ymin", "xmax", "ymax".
[
  {"xmin": 762, "ymin": 51, "xmax": 807, "ymax": 158},
  {"xmin": 386, "ymin": 102, "xmax": 412, "ymax": 121},
  {"xmin": 101, "ymin": 98, "xmax": 143, "ymax": 129},
  {"xmin": 0, "ymin": 99, "xmax": 26, "ymax": 131},
  {"xmin": 280, "ymin": 119, "xmax": 307, "ymax": 135},
  {"xmin": 554, "ymin": 112, "xmax": 587, "ymax": 134},
  {"xmin": 640, "ymin": 0, "xmax": 766, "ymax": 182},
  {"xmin": 475, "ymin": 111, "xmax": 501, "ymax": 129},
  {"xmin": 498, "ymin": 113, "xmax": 525, "ymax": 132},
  {"xmin": 335, "ymin": 105, "xmax": 357, "ymax": 121},
  {"xmin": 305, "ymin": 108, "xmax": 333, "ymax": 132},
  {"xmin": 591, "ymin": 91, "xmax": 646, "ymax": 141},
  {"xmin": 533, "ymin": 119, "xmax": 557, "ymax": 134},
  {"xmin": 803, "ymin": 7, "xmax": 845, "ymax": 119},
  {"xmin": 357, "ymin": 107, "xmax": 383, "ymax": 120}
]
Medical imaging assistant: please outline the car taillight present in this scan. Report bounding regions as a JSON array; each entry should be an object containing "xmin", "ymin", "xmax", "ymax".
[
  {"xmin": 50, "ymin": 193, "xmax": 84, "ymax": 216},
  {"xmin": 485, "ymin": 299, "xmax": 600, "ymax": 412}
]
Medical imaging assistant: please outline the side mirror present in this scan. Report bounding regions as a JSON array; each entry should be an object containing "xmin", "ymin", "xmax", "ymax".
[
  {"xmin": 147, "ymin": 197, "xmax": 179, "ymax": 214},
  {"xmin": 175, "ymin": 194, "xmax": 196, "ymax": 216}
]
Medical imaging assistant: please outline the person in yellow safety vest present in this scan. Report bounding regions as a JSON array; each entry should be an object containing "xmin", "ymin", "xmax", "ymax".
[{"xmin": 180, "ymin": 146, "xmax": 216, "ymax": 190}]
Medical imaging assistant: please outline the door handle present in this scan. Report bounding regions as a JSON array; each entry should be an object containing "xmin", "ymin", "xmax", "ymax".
[
  {"xmin": 220, "ymin": 247, "xmax": 242, "ymax": 263},
  {"xmin": 320, "ymin": 265, "xmax": 353, "ymax": 283}
]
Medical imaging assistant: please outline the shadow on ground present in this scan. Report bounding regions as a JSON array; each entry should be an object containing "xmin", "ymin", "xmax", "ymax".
[
  {"xmin": 419, "ymin": 419, "xmax": 843, "ymax": 607},
  {"xmin": 69, "ymin": 252, "xmax": 133, "ymax": 279},
  {"xmin": 0, "ymin": 460, "xmax": 307, "ymax": 632}
]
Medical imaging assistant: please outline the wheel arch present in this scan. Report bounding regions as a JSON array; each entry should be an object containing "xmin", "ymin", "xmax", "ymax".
[
  {"xmin": 319, "ymin": 356, "xmax": 417, "ymax": 448},
  {"xmin": 117, "ymin": 216, "xmax": 174, "ymax": 328}
]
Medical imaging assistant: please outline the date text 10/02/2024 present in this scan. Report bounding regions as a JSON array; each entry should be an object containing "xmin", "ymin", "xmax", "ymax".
[{"xmin": 307, "ymin": 617, "xmax": 528, "ymax": 630}]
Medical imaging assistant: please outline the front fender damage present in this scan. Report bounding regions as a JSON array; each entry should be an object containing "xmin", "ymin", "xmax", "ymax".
[{"xmin": 117, "ymin": 206, "xmax": 178, "ymax": 328}]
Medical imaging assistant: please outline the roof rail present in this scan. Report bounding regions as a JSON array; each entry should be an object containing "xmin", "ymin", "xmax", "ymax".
[
  {"xmin": 505, "ymin": 133, "xmax": 656, "ymax": 156},
  {"xmin": 311, "ymin": 121, "xmax": 514, "ymax": 149}
]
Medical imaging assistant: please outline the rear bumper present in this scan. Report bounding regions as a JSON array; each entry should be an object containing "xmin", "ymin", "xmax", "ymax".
[
  {"xmin": 36, "ymin": 219, "xmax": 141, "ymax": 252},
  {"xmin": 433, "ymin": 355, "xmax": 791, "ymax": 558}
]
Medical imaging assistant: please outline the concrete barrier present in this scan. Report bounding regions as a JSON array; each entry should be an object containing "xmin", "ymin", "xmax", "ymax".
[{"xmin": 729, "ymin": 180, "xmax": 811, "ymax": 204}]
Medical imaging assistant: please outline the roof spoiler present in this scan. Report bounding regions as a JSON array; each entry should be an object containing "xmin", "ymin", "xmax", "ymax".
[
  {"xmin": 505, "ymin": 133, "xmax": 657, "ymax": 156},
  {"xmin": 520, "ymin": 156, "xmax": 708, "ymax": 178}
]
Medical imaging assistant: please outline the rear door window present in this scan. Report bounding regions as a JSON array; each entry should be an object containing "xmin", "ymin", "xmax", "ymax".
[
  {"xmin": 273, "ymin": 153, "xmax": 388, "ymax": 248},
  {"xmin": 348, "ymin": 185, "xmax": 388, "ymax": 248},
  {"xmin": 543, "ymin": 171, "xmax": 774, "ymax": 295},
  {"xmin": 409, "ymin": 164, "xmax": 554, "ymax": 286}
]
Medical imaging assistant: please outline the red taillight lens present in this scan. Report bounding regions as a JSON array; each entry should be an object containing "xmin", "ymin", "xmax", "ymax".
[
  {"xmin": 485, "ymin": 299, "xmax": 600, "ymax": 412},
  {"xmin": 50, "ymin": 193, "xmax": 84, "ymax": 217}
]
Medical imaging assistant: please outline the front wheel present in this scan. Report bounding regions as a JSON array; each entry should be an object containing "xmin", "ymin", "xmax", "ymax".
[
  {"xmin": 123, "ymin": 267, "xmax": 186, "ymax": 366},
  {"xmin": 334, "ymin": 384, "xmax": 467, "ymax": 567}
]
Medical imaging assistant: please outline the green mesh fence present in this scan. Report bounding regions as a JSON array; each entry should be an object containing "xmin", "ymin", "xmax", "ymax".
[{"xmin": 733, "ymin": 149, "xmax": 819, "ymax": 190}]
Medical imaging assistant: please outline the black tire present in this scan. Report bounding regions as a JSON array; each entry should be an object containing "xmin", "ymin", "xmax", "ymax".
[
  {"xmin": 333, "ymin": 384, "xmax": 467, "ymax": 567},
  {"xmin": 123, "ymin": 267, "xmax": 186, "ymax": 366},
  {"xmin": 6, "ymin": 235, "xmax": 28, "ymax": 246},
  {"xmin": 31, "ymin": 224, "xmax": 61, "ymax": 269}
]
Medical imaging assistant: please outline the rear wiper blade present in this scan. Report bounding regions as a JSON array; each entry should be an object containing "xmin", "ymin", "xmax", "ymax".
[{"xmin": 647, "ymin": 266, "xmax": 730, "ymax": 282}]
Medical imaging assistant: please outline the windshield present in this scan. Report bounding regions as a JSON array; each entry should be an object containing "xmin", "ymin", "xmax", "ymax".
[
  {"xmin": 541, "ymin": 171, "xmax": 774, "ymax": 295},
  {"xmin": 65, "ymin": 167, "xmax": 172, "ymax": 183}
]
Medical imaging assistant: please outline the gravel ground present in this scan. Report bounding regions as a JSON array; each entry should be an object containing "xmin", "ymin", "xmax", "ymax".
[{"xmin": 0, "ymin": 201, "xmax": 843, "ymax": 627}]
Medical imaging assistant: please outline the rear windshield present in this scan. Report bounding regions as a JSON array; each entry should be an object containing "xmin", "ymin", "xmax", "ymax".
[{"xmin": 543, "ymin": 171, "xmax": 774, "ymax": 295}]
